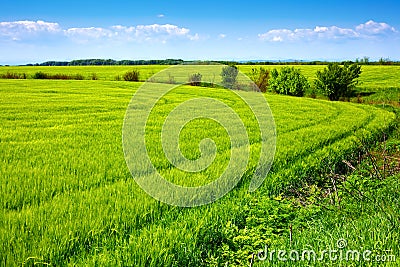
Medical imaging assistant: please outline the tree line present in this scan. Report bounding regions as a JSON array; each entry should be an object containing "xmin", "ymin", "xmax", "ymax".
[
  {"xmin": 25, "ymin": 59, "xmax": 185, "ymax": 66},
  {"xmin": 217, "ymin": 63, "xmax": 362, "ymax": 101},
  {"xmin": 14, "ymin": 57, "xmax": 399, "ymax": 67}
]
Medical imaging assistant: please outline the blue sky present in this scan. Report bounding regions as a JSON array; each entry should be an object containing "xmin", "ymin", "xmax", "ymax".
[{"xmin": 0, "ymin": 0, "xmax": 399, "ymax": 64}]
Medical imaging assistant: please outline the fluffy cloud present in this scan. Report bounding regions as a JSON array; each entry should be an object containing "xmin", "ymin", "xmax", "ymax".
[
  {"xmin": 0, "ymin": 20, "xmax": 61, "ymax": 40},
  {"xmin": 65, "ymin": 27, "xmax": 114, "ymax": 39},
  {"xmin": 111, "ymin": 24, "xmax": 191, "ymax": 40},
  {"xmin": 108, "ymin": 24, "xmax": 197, "ymax": 42},
  {"xmin": 0, "ymin": 20, "xmax": 198, "ymax": 43},
  {"xmin": 355, "ymin": 20, "xmax": 397, "ymax": 35},
  {"xmin": 259, "ymin": 20, "xmax": 397, "ymax": 42},
  {"xmin": 0, "ymin": 20, "xmax": 61, "ymax": 33}
]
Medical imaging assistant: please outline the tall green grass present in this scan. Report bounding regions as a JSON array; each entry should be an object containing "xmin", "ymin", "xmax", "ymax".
[
  {"xmin": 0, "ymin": 79, "xmax": 396, "ymax": 266},
  {"xmin": 1, "ymin": 65, "xmax": 399, "ymax": 89}
]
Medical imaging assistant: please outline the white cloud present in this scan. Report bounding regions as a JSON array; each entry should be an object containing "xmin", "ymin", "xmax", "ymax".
[
  {"xmin": 259, "ymin": 20, "xmax": 397, "ymax": 42},
  {"xmin": 109, "ymin": 24, "xmax": 195, "ymax": 42},
  {"xmin": 272, "ymin": 36, "xmax": 282, "ymax": 42},
  {"xmin": 135, "ymin": 24, "xmax": 190, "ymax": 36},
  {"xmin": 0, "ymin": 20, "xmax": 61, "ymax": 40},
  {"xmin": 356, "ymin": 20, "xmax": 397, "ymax": 35},
  {"xmin": 157, "ymin": 14, "xmax": 165, "ymax": 18},
  {"xmin": 0, "ymin": 20, "xmax": 198, "ymax": 43},
  {"xmin": 0, "ymin": 20, "xmax": 61, "ymax": 33},
  {"xmin": 218, "ymin": 33, "xmax": 226, "ymax": 39},
  {"xmin": 189, "ymin": 33, "xmax": 200, "ymax": 41},
  {"xmin": 70, "ymin": 23, "xmax": 195, "ymax": 43},
  {"xmin": 65, "ymin": 27, "xmax": 114, "ymax": 39}
]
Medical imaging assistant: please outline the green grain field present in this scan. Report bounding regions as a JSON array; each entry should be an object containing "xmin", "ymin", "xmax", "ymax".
[
  {"xmin": 1, "ymin": 65, "xmax": 400, "ymax": 88},
  {"xmin": 0, "ymin": 65, "xmax": 399, "ymax": 266}
]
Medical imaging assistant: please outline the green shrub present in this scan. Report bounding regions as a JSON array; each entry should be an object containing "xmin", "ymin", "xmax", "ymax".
[
  {"xmin": 315, "ymin": 63, "xmax": 362, "ymax": 101},
  {"xmin": 269, "ymin": 67, "xmax": 309, "ymax": 97},
  {"xmin": 0, "ymin": 72, "xmax": 26, "ymax": 79},
  {"xmin": 90, "ymin": 73, "xmax": 98, "ymax": 80},
  {"xmin": 123, "ymin": 69, "xmax": 140, "ymax": 82},
  {"xmin": 249, "ymin": 67, "xmax": 270, "ymax": 92},
  {"xmin": 221, "ymin": 65, "xmax": 238, "ymax": 89},
  {"xmin": 32, "ymin": 72, "xmax": 85, "ymax": 80},
  {"xmin": 73, "ymin": 74, "xmax": 85, "ymax": 80},
  {"xmin": 188, "ymin": 73, "xmax": 202, "ymax": 86},
  {"xmin": 52, "ymin": 73, "xmax": 70, "ymax": 80},
  {"xmin": 33, "ymin": 71, "xmax": 49, "ymax": 79}
]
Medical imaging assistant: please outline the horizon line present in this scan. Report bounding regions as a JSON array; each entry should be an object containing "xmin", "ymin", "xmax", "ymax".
[{"xmin": 1, "ymin": 57, "xmax": 399, "ymax": 66}]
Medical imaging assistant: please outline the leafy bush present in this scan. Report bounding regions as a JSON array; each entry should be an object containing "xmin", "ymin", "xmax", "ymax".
[
  {"xmin": 269, "ymin": 67, "xmax": 309, "ymax": 97},
  {"xmin": 73, "ymin": 74, "xmax": 84, "ymax": 80},
  {"xmin": 33, "ymin": 71, "xmax": 49, "ymax": 79},
  {"xmin": 0, "ymin": 72, "xmax": 26, "ymax": 79},
  {"xmin": 123, "ymin": 69, "xmax": 140, "ymax": 82},
  {"xmin": 188, "ymin": 72, "xmax": 202, "ymax": 86},
  {"xmin": 32, "ymin": 72, "xmax": 85, "ymax": 80},
  {"xmin": 53, "ymin": 74, "xmax": 69, "ymax": 79},
  {"xmin": 315, "ymin": 63, "xmax": 362, "ymax": 101},
  {"xmin": 90, "ymin": 73, "xmax": 98, "ymax": 80},
  {"xmin": 221, "ymin": 65, "xmax": 238, "ymax": 89},
  {"xmin": 249, "ymin": 67, "xmax": 270, "ymax": 92}
]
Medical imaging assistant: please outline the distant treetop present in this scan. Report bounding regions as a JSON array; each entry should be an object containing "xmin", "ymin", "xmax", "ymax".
[
  {"xmin": 23, "ymin": 58, "xmax": 400, "ymax": 67},
  {"xmin": 33, "ymin": 59, "xmax": 185, "ymax": 66}
]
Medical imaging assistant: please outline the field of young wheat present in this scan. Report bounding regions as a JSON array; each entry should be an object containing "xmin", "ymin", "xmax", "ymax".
[{"xmin": 0, "ymin": 64, "xmax": 397, "ymax": 266}]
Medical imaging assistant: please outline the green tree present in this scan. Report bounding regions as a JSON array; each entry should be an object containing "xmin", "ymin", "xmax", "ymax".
[
  {"xmin": 221, "ymin": 65, "xmax": 238, "ymax": 89},
  {"xmin": 123, "ymin": 69, "xmax": 140, "ymax": 82},
  {"xmin": 250, "ymin": 67, "xmax": 270, "ymax": 93},
  {"xmin": 361, "ymin": 56, "xmax": 370, "ymax": 65},
  {"xmin": 315, "ymin": 63, "xmax": 362, "ymax": 101},
  {"xmin": 269, "ymin": 67, "xmax": 309, "ymax": 97},
  {"xmin": 188, "ymin": 73, "xmax": 202, "ymax": 86}
]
